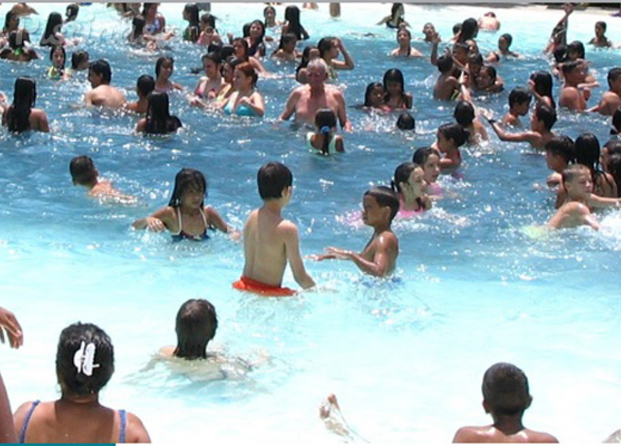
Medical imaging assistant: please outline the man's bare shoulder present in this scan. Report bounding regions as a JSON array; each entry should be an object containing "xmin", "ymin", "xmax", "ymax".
[
  {"xmin": 523, "ymin": 430, "xmax": 558, "ymax": 443},
  {"xmin": 453, "ymin": 426, "xmax": 491, "ymax": 443}
]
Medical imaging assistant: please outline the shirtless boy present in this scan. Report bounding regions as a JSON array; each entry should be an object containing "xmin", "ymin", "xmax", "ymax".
[
  {"xmin": 548, "ymin": 164, "xmax": 621, "ymax": 230},
  {"xmin": 453, "ymin": 362, "xmax": 558, "ymax": 443},
  {"xmin": 280, "ymin": 58, "xmax": 352, "ymax": 131},
  {"xmin": 234, "ymin": 162, "xmax": 315, "ymax": 295},
  {"xmin": 69, "ymin": 155, "xmax": 135, "ymax": 202},
  {"xmin": 124, "ymin": 75, "xmax": 154, "ymax": 115},
  {"xmin": 434, "ymin": 54, "xmax": 460, "ymax": 100},
  {"xmin": 84, "ymin": 60, "xmax": 126, "ymax": 108},
  {"xmin": 316, "ymin": 186, "xmax": 399, "ymax": 278},
  {"xmin": 544, "ymin": 135, "xmax": 574, "ymax": 188},
  {"xmin": 501, "ymin": 88, "xmax": 532, "ymax": 127},
  {"xmin": 558, "ymin": 61, "xmax": 588, "ymax": 112},
  {"xmin": 487, "ymin": 104, "xmax": 557, "ymax": 150},
  {"xmin": 589, "ymin": 67, "xmax": 621, "ymax": 116}
]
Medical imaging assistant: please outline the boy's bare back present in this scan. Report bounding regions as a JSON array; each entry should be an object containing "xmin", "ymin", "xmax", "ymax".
[{"xmin": 453, "ymin": 425, "xmax": 558, "ymax": 443}]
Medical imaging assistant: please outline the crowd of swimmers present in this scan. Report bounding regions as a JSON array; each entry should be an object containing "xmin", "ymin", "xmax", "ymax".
[{"xmin": 2, "ymin": 1, "xmax": 621, "ymax": 442}]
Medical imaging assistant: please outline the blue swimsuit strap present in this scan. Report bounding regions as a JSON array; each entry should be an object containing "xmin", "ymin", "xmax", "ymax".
[
  {"xmin": 118, "ymin": 409, "xmax": 127, "ymax": 443},
  {"xmin": 19, "ymin": 400, "xmax": 41, "ymax": 443}
]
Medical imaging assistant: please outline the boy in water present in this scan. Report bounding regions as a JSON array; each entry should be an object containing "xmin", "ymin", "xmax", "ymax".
[
  {"xmin": 234, "ymin": 162, "xmax": 315, "ymax": 295},
  {"xmin": 548, "ymin": 164, "xmax": 621, "ymax": 230},
  {"xmin": 69, "ymin": 156, "xmax": 135, "ymax": 202},
  {"xmin": 589, "ymin": 67, "xmax": 621, "ymax": 116},
  {"xmin": 434, "ymin": 53, "xmax": 460, "ymax": 100},
  {"xmin": 453, "ymin": 362, "xmax": 558, "ymax": 443},
  {"xmin": 544, "ymin": 136, "xmax": 574, "ymax": 188},
  {"xmin": 125, "ymin": 75, "xmax": 155, "ymax": 115},
  {"xmin": 487, "ymin": 104, "xmax": 557, "ymax": 150},
  {"xmin": 316, "ymin": 186, "xmax": 399, "ymax": 277},
  {"xmin": 501, "ymin": 88, "xmax": 532, "ymax": 128}
]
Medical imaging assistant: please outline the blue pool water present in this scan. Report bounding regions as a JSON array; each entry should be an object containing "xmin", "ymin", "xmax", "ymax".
[{"xmin": 2, "ymin": 2, "xmax": 621, "ymax": 442}]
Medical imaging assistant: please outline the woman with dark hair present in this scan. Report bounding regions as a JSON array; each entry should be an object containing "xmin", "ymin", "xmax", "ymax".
[
  {"xmin": 40, "ymin": 12, "xmax": 64, "ymax": 47},
  {"xmin": 296, "ymin": 45, "xmax": 320, "ymax": 84},
  {"xmin": 13, "ymin": 323, "xmax": 151, "ymax": 443},
  {"xmin": 154, "ymin": 56, "xmax": 183, "ymax": 92},
  {"xmin": 231, "ymin": 37, "xmax": 266, "ymax": 74},
  {"xmin": 282, "ymin": 5, "xmax": 309, "ymax": 40},
  {"xmin": 193, "ymin": 52, "xmax": 224, "ymax": 100},
  {"xmin": 2, "ymin": 77, "xmax": 49, "ymax": 133},
  {"xmin": 390, "ymin": 27, "xmax": 422, "ymax": 57},
  {"xmin": 377, "ymin": 3, "xmax": 409, "ymax": 28},
  {"xmin": 1, "ymin": 10, "xmax": 30, "ymax": 43},
  {"xmin": 317, "ymin": 36, "xmax": 354, "ymax": 79},
  {"xmin": 220, "ymin": 62, "xmax": 265, "ymax": 117},
  {"xmin": 182, "ymin": 3, "xmax": 200, "ymax": 42},
  {"xmin": 47, "ymin": 45, "xmax": 72, "ymax": 80},
  {"xmin": 164, "ymin": 299, "xmax": 219, "ymax": 359},
  {"xmin": 574, "ymin": 133, "xmax": 617, "ymax": 198},
  {"xmin": 528, "ymin": 71, "xmax": 555, "ymax": 109},
  {"xmin": 136, "ymin": 92, "xmax": 182, "ymax": 135},
  {"xmin": 456, "ymin": 17, "xmax": 478, "ymax": 43},
  {"xmin": 0, "ymin": 30, "xmax": 38, "ymax": 61},
  {"xmin": 65, "ymin": 4, "xmax": 79, "ymax": 23},
  {"xmin": 197, "ymin": 12, "xmax": 222, "ymax": 46},
  {"xmin": 263, "ymin": 5, "xmax": 280, "ymax": 29},
  {"xmin": 453, "ymin": 100, "xmax": 488, "ymax": 143},
  {"xmin": 142, "ymin": 2, "xmax": 166, "ymax": 35},
  {"xmin": 383, "ymin": 68, "xmax": 412, "ymax": 109},
  {"xmin": 245, "ymin": 20, "xmax": 266, "ymax": 57}
]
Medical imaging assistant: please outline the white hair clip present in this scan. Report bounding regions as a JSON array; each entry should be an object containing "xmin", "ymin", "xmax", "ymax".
[{"xmin": 73, "ymin": 341, "xmax": 100, "ymax": 377}]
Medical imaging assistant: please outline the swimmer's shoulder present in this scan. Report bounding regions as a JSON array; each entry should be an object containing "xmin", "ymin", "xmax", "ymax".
[
  {"xmin": 123, "ymin": 411, "xmax": 151, "ymax": 443},
  {"xmin": 522, "ymin": 429, "xmax": 558, "ymax": 443},
  {"xmin": 452, "ymin": 425, "xmax": 494, "ymax": 442}
]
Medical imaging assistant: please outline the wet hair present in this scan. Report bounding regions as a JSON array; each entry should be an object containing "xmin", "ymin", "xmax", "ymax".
[
  {"xmin": 562, "ymin": 164, "xmax": 591, "ymax": 185},
  {"xmin": 184, "ymin": 3, "xmax": 200, "ymax": 27},
  {"xmin": 529, "ymin": 71, "xmax": 555, "ymax": 109},
  {"xmin": 6, "ymin": 77, "xmax": 36, "ymax": 133},
  {"xmin": 248, "ymin": 19, "xmax": 266, "ymax": 40},
  {"xmin": 202, "ymin": 51, "xmax": 221, "ymax": 70},
  {"xmin": 66, "ymin": 4, "xmax": 79, "ymax": 21},
  {"xmin": 3, "ymin": 11, "xmax": 17, "ymax": 33},
  {"xmin": 8, "ymin": 30, "xmax": 26, "ymax": 50},
  {"xmin": 317, "ymin": 36, "xmax": 336, "ymax": 59},
  {"xmin": 612, "ymin": 108, "xmax": 621, "ymax": 135},
  {"xmin": 468, "ymin": 53, "xmax": 483, "ymax": 67},
  {"xmin": 89, "ymin": 59, "xmax": 112, "ymax": 84},
  {"xmin": 452, "ymin": 23, "xmax": 462, "ymax": 36},
  {"xmin": 561, "ymin": 60, "xmax": 582, "ymax": 77},
  {"xmin": 437, "ymin": 54, "xmax": 453, "ymax": 74},
  {"xmin": 69, "ymin": 155, "xmax": 97, "ymax": 185},
  {"xmin": 364, "ymin": 186, "xmax": 400, "ymax": 223},
  {"xmin": 142, "ymin": 2, "xmax": 157, "ymax": 16},
  {"xmin": 596, "ymin": 20, "xmax": 607, "ymax": 33},
  {"xmin": 604, "ymin": 139, "xmax": 621, "ymax": 158},
  {"xmin": 71, "ymin": 50, "xmax": 89, "ymax": 70},
  {"xmin": 397, "ymin": 27, "xmax": 412, "ymax": 42},
  {"xmin": 438, "ymin": 122, "xmax": 469, "ymax": 147},
  {"xmin": 56, "ymin": 323, "xmax": 114, "ymax": 396},
  {"xmin": 453, "ymin": 101, "xmax": 475, "ymax": 126},
  {"xmin": 235, "ymin": 62, "xmax": 258, "ymax": 87},
  {"xmin": 145, "ymin": 92, "xmax": 181, "ymax": 135},
  {"xmin": 40, "ymin": 12, "xmax": 63, "ymax": 47},
  {"xmin": 131, "ymin": 15, "xmax": 146, "ymax": 40},
  {"xmin": 575, "ymin": 133, "xmax": 612, "ymax": 190},
  {"xmin": 219, "ymin": 44, "xmax": 234, "ymax": 61},
  {"xmin": 458, "ymin": 18, "xmax": 478, "ymax": 42},
  {"xmin": 534, "ymin": 104, "xmax": 557, "ymax": 131},
  {"xmin": 480, "ymin": 65, "xmax": 497, "ymax": 84},
  {"xmin": 567, "ymin": 40, "xmax": 585, "ymax": 60},
  {"xmin": 315, "ymin": 108, "xmax": 337, "ymax": 155},
  {"xmin": 168, "ymin": 168, "xmax": 207, "ymax": 208},
  {"xmin": 553, "ymin": 44, "xmax": 567, "ymax": 64},
  {"xmin": 500, "ymin": 33, "xmax": 512, "ymax": 48},
  {"xmin": 607, "ymin": 154, "xmax": 621, "ymax": 193},
  {"xmin": 247, "ymin": 20, "xmax": 266, "ymax": 57},
  {"xmin": 232, "ymin": 37, "xmax": 249, "ymax": 59},
  {"xmin": 49, "ymin": 45, "xmax": 66, "ymax": 69},
  {"xmin": 607, "ymin": 68, "xmax": 621, "ymax": 89},
  {"xmin": 391, "ymin": 162, "xmax": 416, "ymax": 194},
  {"xmin": 412, "ymin": 146, "xmax": 439, "ymax": 166},
  {"xmin": 508, "ymin": 87, "xmax": 532, "ymax": 108},
  {"xmin": 136, "ymin": 74, "xmax": 155, "ymax": 97},
  {"xmin": 482, "ymin": 363, "xmax": 530, "ymax": 417},
  {"xmin": 391, "ymin": 3, "xmax": 404, "ymax": 19},
  {"xmin": 396, "ymin": 112, "xmax": 415, "ymax": 130},
  {"xmin": 544, "ymin": 135, "xmax": 575, "ymax": 164},
  {"xmin": 383, "ymin": 68, "xmax": 406, "ymax": 97},
  {"xmin": 263, "ymin": 5, "xmax": 276, "ymax": 27},
  {"xmin": 155, "ymin": 56, "xmax": 174, "ymax": 79},
  {"xmin": 257, "ymin": 162, "xmax": 293, "ymax": 200},
  {"xmin": 273, "ymin": 33, "xmax": 297, "ymax": 56},
  {"xmin": 174, "ymin": 299, "xmax": 218, "ymax": 360},
  {"xmin": 296, "ymin": 45, "xmax": 318, "ymax": 75},
  {"xmin": 284, "ymin": 5, "xmax": 307, "ymax": 40},
  {"xmin": 364, "ymin": 82, "xmax": 383, "ymax": 107}
]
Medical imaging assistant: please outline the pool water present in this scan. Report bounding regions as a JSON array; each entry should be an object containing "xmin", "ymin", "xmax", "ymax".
[{"xmin": 1, "ymin": 2, "xmax": 621, "ymax": 443}]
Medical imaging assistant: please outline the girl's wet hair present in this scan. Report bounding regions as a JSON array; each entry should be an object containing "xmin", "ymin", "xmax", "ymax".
[
  {"xmin": 169, "ymin": 168, "xmax": 208, "ymax": 208},
  {"xmin": 364, "ymin": 186, "xmax": 400, "ymax": 222},
  {"xmin": 383, "ymin": 68, "xmax": 405, "ymax": 94},
  {"xmin": 184, "ymin": 3, "xmax": 200, "ymax": 27},
  {"xmin": 553, "ymin": 44, "xmax": 567, "ymax": 64},
  {"xmin": 452, "ymin": 23, "xmax": 461, "ymax": 35},
  {"xmin": 136, "ymin": 74, "xmax": 155, "ymax": 97},
  {"xmin": 142, "ymin": 2, "xmax": 157, "ymax": 16},
  {"xmin": 412, "ymin": 146, "xmax": 440, "ymax": 166},
  {"xmin": 397, "ymin": 27, "xmax": 412, "ymax": 41},
  {"xmin": 174, "ymin": 299, "xmax": 218, "ymax": 360},
  {"xmin": 7, "ymin": 77, "xmax": 36, "ymax": 133},
  {"xmin": 364, "ymin": 82, "xmax": 383, "ymax": 107},
  {"xmin": 296, "ymin": 45, "xmax": 318, "ymax": 75},
  {"xmin": 317, "ymin": 36, "xmax": 336, "ymax": 58},
  {"xmin": 49, "ymin": 45, "xmax": 66, "ymax": 68},
  {"xmin": 396, "ymin": 112, "xmax": 415, "ymax": 130},
  {"xmin": 529, "ymin": 71, "xmax": 555, "ymax": 109},
  {"xmin": 567, "ymin": 40, "xmax": 585, "ymax": 60},
  {"xmin": 574, "ymin": 133, "xmax": 611, "ymax": 191},
  {"xmin": 439, "ymin": 122, "xmax": 469, "ymax": 147},
  {"xmin": 391, "ymin": 3, "xmax": 404, "ymax": 19},
  {"xmin": 500, "ymin": 33, "xmax": 512, "ymax": 48},
  {"xmin": 284, "ymin": 5, "xmax": 306, "ymax": 40},
  {"xmin": 3, "ymin": 10, "xmax": 17, "ymax": 32},
  {"xmin": 146, "ymin": 91, "xmax": 181, "ymax": 135},
  {"xmin": 66, "ymin": 3, "xmax": 79, "ymax": 21},
  {"xmin": 453, "ymin": 101, "xmax": 475, "ymax": 126},
  {"xmin": 56, "ymin": 323, "xmax": 114, "ymax": 396},
  {"xmin": 459, "ymin": 17, "xmax": 478, "ymax": 42},
  {"xmin": 236, "ymin": 62, "xmax": 258, "ymax": 87},
  {"xmin": 607, "ymin": 154, "xmax": 621, "ymax": 194},
  {"xmin": 314, "ymin": 108, "xmax": 337, "ymax": 155},
  {"xmin": 596, "ymin": 20, "xmax": 607, "ymax": 32},
  {"xmin": 40, "ymin": 12, "xmax": 63, "ymax": 47},
  {"xmin": 263, "ymin": 5, "xmax": 276, "ymax": 26},
  {"xmin": 131, "ymin": 15, "xmax": 146, "ymax": 39},
  {"xmin": 155, "ymin": 56, "xmax": 174, "ymax": 78},
  {"xmin": 71, "ymin": 50, "xmax": 89, "ymax": 70},
  {"xmin": 391, "ymin": 162, "xmax": 417, "ymax": 194},
  {"xmin": 232, "ymin": 37, "xmax": 249, "ymax": 59}
]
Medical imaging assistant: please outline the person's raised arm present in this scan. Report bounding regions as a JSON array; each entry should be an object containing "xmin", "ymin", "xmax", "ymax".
[
  {"xmin": 239, "ymin": 92, "xmax": 265, "ymax": 117},
  {"xmin": 283, "ymin": 222, "xmax": 315, "ymax": 289},
  {"xmin": 332, "ymin": 38, "xmax": 354, "ymax": 70},
  {"xmin": 376, "ymin": 15, "xmax": 390, "ymax": 25},
  {"xmin": 588, "ymin": 194, "xmax": 621, "ymax": 209},
  {"xmin": 327, "ymin": 232, "xmax": 397, "ymax": 277},
  {"xmin": 430, "ymin": 33, "xmax": 440, "ymax": 66}
]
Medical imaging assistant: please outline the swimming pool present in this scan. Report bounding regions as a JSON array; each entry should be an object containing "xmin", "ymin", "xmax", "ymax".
[{"xmin": 1, "ymin": 1, "xmax": 621, "ymax": 442}]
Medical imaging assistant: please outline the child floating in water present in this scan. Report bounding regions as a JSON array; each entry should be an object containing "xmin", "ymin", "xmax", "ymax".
[
  {"xmin": 432, "ymin": 123, "xmax": 469, "ymax": 173},
  {"xmin": 391, "ymin": 163, "xmax": 431, "ymax": 217},
  {"xmin": 132, "ymin": 168, "xmax": 236, "ymax": 241},
  {"xmin": 548, "ymin": 164, "xmax": 621, "ymax": 231},
  {"xmin": 307, "ymin": 108, "xmax": 344, "ymax": 155},
  {"xmin": 316, "ymin": 186, "xmax": 399, "ymax": 278},
  {"xmin": 69, "ymin": 156, "xmax": 135, "ymax": 203},
  {"xmin": 47, "ymin": 45, "xmax": 71, "ymax": 80},
  {"xmin": 452, "ymin": 363, "xmax": 558, "ymax": 443},
  {"xmin": 234, "ymin": 162, "xmax": 316, "ymax": 295}
]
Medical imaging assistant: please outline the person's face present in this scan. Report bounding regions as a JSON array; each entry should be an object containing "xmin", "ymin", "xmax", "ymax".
[
  {"xmin": 234, "ymin": 68, "xmax": 250, "ymax": 89},
  {"xmin": 79, "ymin": 56, "xmax": 89, "ymax": 71},
  {"xmin": 422, "ymin": 24, "xmax": 435, "ymax": 38},
  {"xmin": 249, "ymin": 23, "xmax": 263, "ymax": 38},
  {"xmin": 159, "ymin": 61, "xmax": 173, "ymax": 80},
  {"xmin": 369, "ymin": 86, "xmax": 384, "ymax": 107},
  {"xmin": 566, "ymin": 172, "xmax": 593, "ymax": 198},
  {"xmin": 437, "ymin": 130, "xmax": 451, "ymax": 152},
  {"xmin": 233, "ymin": 41, "xmax": 245, "ymax": 57},
  {"xmin": 52, "ymin": 49, "xmax": 64, "ymax": 68},
  {"xmin": 596, "ymin": 23, "xmax": 604, "ymax": 37},
  {"xmin": 329, "ymin": 40, "xmax": 339, "ymax": 58},
  {"xmin": 181, "ymin": 187, "xmax": 205, "ymax": 210},
  {"xmin": 453, "ymin": 48, "xmax": 468, "ymax": 64},
  {"xmin": 264, "ymin": 8, "xmax": 275, "ymax": 21},
  {"xmin": 203, "ymin": 58, "xmax": 217, "ymax": 78},
  {"xmin": 386, "ymin": 80, "xmax": 401, "ymax": 97},
  {"xmin": 222, "ymin": 63, "xmax": 234, "ymax": 82},
  {"xmin": 88, "ymin": 70, "xmax": 102, "ymax": 88},
  {"xmin": 362, "ymin": 195, "xmax": 387, "ymax": 227},
  {"xmin": 568, "ymin": 66, "xmax": 587, "ymax": 84},
  {"xmin": 423, "ymin": 153, "xmax": 441, "ymax": 183},
  {"xmin": 396, "ymin": 4, "xmax": 404, "ymax": 17},
  {"xmin": 478, "ymin": 70, "xmax": 493, "ymax": 88},
  {"xmin": 469, "ymin": 61, "xmax": 482, "ymax": 75},
  {"xmin": 404, "ymin": 168, "xmax": 425, "ymax": 196},
  {"xmin": 397, "ymin": 29, "xmax": 410, "ymax": 45},
  {"xmin": 515, "ymin": 100, "xmax": 531, "ymax": 116},
  {"xmin": 9, "ymin": 15, "xmax": 19, "ymax": 29},
  {"xmin": 545, "ymin": 151, "xmax": 563, "ymax": 172},
  {"xmin": 498, "ymin": 36, "xmax": 508, "ymax": 51},
  {"xmin": 308, "ymin": 48, "xmax": 320, "ymax": 60},
  {"xmin": 307, "ymin": 65, "xmax": 326, "ymax": 87}
]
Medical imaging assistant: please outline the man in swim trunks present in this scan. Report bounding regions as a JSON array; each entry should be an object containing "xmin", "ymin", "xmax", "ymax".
[
  {"xmin": 589, "ymin": 67, "xmax": 621, "ymax": 116},
  {"xmin": 84, "ymin": 60, "xmax": 126, "ymax": 109},
  {"xmin": 280, "ymin": 58, "xmax": 352, "ymax": 131},
  {"xmin": 234, "ymin": 162, "xmax": 315, "ymax": 296}
]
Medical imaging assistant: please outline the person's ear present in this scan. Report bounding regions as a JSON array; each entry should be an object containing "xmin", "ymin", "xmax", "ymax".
[
  {"xmin": 525, "ymin": 395, "xmax": 532, "ymax": 410},
  {"xmin": 482, "ymin": 399, "xmax": 491, "ymax": 414}
]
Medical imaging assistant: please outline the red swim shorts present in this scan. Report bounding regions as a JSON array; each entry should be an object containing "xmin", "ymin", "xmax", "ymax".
[{"xmin": 232, "ymin": 276, "xmax": 296, "ymax": 296}]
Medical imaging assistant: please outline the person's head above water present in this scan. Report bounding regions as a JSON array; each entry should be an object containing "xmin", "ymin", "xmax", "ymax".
[
  {"xmin": 396, "ymin": 112, "xmax": 415, "ymax": 131},
  {"xmin": 258, "ymin": 162, "xmax": 293, "ymax": 201},
  {"xmin": 306, "ymin": 58, "xmax": 329, "ymax": 85},
  {"xmin": 437, "ymin": 54, "xmax": 453, "ymax": 74},
  {"xmin": 168, "ymin": 168, "xmax": 207, "ymax": 208},
  {"xmin": 56, "ymin": 322, "xmax": 114, "ymax": 397},
  {"xmin": 71, "ymin": 50, "xmax": 89, "ymax": 71},
  {"xmin": 438, "ymin": 122, "xmax": 470, "ymax": 149},
  {"xmin": 459, "ymin": 17, "xmax": 478, "ymax": 42},
  {"xmin": 41, "ymin": 12, "xmax": 63, "ymax": 46},
  {"xmin": 69, "ymin": 155, "xmax": 98, "ymax": 186},
  {"xmin": 562, "ymin": 164, "xmax": 593, "ymax": 197},
  {"xmin": 574, "ymin": 132, "xmax": 601, "ymax": 170},
  {"xmin": 364, "ymin": 82, "xmax": 384, "ymax": 108},
  {"xmin": 453, "ymin": 101, "xmax": 475, "ymax": 126},
  {"xmin": 364, "ymin": 186, "xmax": 400, "ymax": 224},
  {"xmin": 136, "ymin": 74, "xmax": 155, "ymax": 98},
  {"xmin": 566, "ymin": 40, "xmax": 585, "ymax": 61},
  {"xmin": 155, "ymin": 56, "xmax": 174, "ymax": 80},
  {"xmin": 49, "ymin": 45, "xmax": 66, "ymax": 69},
  {"xmin": 508, "ymin": 87, "xmax": 532, "ymax": 112},
  {"xmin": 88, "ymin": 59, "xmax": 112, "ymax": 87},
  {"xmin": 533, "ymin": 104, "xmax": 557, "ymax": 131},
  {"xmin": 545, "ymin": 135, "xmax": 575, "ymax": 171},
  {"xmin": 413, "ymin": 146, "xmax": 441, "ymax": 184},
  {"xmin": 174, "ymin": 299, "xmax": 218, "ymax": 360},
  {"xmin": 529, "ymin": 71, "xmax": 555, "ymax": 109},
  {"xmin": 391, "ymin": 162, "xmax": 419, "ymax": 195},
  {"xmin": 65, "ymin": 3, "xmax": 79, "ymax": 22},
  {"xmin": 482, "ymin": 363, "xmax": 532, "ymax": 418},
  {"xmin": 6, "ymin": 77, "xmax": 36, "ymax": 133}
]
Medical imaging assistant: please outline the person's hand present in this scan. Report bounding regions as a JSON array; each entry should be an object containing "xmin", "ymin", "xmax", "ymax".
[
  {"xmin": 0, "ymin": 307, "xmax": 22, "ymax": 349},
  {"xmin": 334, "ymin": 37, "xmax": 344, "ymax": 50},
  {"xmin": 189, "ymin": 96, "xmax": 201, "ymax": 107},
  {"xmin": 145, "ymin": 217, "xmax": 166, "ymax": 232},
  {"xmin": 431, "ymin": 31, "xmax": 441, "ymax": 44},
  {"xmin": 326, "ymin": 247, "xmax": 352, "ymax": 260},
  {"xmin": 239, "ymin": 96, "xmax": 252, "ymax": 106},
  {"xmin": 563, "ymin": 3, "xmax": 574, "ymax": 15}
]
